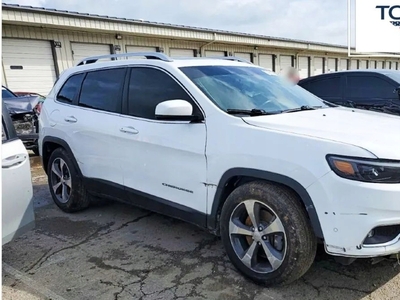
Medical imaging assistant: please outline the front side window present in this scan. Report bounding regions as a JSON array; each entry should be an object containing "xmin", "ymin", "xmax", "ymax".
[
  {"xmin": 347, "ymin": 76, "xmax": 395, "ymax": 99},
  {"xmin": 79, "ymin": 68, "xmax": 126, "ymax": 113},
  {"xmin": 57, "ymin": 73, "xmax": 85, "ymax": 104},
  {"xmin": 180, "ymin": 66, "xmax": 327, "ymax": 114},
  {"xmin": 127, "ymin": 67, "xmax": 196, "ymax": 119}
]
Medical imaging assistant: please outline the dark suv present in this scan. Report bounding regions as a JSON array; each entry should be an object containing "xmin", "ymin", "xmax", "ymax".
[{"xmin": 298, "ymin": 70, "xmax": 400, "ymax": 115}]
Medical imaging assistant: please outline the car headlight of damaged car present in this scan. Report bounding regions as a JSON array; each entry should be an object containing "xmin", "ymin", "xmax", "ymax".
[{"xmin": 327, "ymin": 155, "xmax": 400, "ymax": 183}]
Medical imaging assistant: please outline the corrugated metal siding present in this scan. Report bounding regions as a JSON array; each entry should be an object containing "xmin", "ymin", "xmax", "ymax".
[{"xmin": 2, "ymin": 8, "xmax": 355, "ymax": 54}]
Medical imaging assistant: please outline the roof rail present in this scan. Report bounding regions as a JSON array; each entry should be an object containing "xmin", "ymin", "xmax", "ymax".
[
  {"xmin": 76, "ymin": 52, "xmax": 173, "ymax": 66},
  {"xmin": 213, "ymin": 56, "xmax": 253, "ymax": 64}
]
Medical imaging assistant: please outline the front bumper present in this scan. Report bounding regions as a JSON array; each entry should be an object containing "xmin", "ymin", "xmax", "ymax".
[{"xmin": 307, "ymin": 171, "xmax": 400, "ymax": 257}]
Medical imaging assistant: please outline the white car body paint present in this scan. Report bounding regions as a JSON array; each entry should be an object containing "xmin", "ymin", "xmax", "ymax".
[
  {"xmin": 39, "ymin": 57, "xmax": 400, "ymax": 258},
  {"xmin": 2, "ymin": 134, "xmax": 34, "ymax": 245}
]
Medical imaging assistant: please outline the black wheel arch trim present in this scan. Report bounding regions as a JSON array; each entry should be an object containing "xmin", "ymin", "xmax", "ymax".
[
  {"xmin": 208, "ymin": 168, "xmax": 324, "ymax": 239},
  {"xmin": 41, "ymin": 136, "xmax": 82, "ymax": 176}
]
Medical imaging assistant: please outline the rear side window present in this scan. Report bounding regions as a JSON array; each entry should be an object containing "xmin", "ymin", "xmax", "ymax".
[
  {"xmin": 79, "ymin": 68, "xmax": 126, "ymax": 113},
  {"xmin": 347, "ymin": 76, "xmax": 395, "ymax": 99},
  {"xmin": 305, "ymin": 77, "xmax": 341, "ymax": 98},
  {"xmin": 127, "ymin": 67, "xmax": 195, "ymax": 119},
  {"xmin": 57, "ymin": 73, "xmax": 85, "ymax": 104}
]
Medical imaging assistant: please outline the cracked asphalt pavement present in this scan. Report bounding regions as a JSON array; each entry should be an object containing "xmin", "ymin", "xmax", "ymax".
[{"xmin": 2, "ymin": 156, "xmax": 400, "ymax": 300}]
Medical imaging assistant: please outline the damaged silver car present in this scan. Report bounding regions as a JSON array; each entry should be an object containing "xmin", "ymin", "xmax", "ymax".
[{"xmin": 2, "ymin": 86, "xmax": 44, "ymax": 155}]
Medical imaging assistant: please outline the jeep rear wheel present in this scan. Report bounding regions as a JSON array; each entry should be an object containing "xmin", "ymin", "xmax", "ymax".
[
  {"xmin": 220, "ymin": 181, "xmax": 317, "ymax": 286},
  {"xmin": 47, "ymin": 148, "xmax": 90, "ymax": 212}
]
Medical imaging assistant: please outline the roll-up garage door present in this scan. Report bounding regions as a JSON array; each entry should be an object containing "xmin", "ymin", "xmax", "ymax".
[
  {"xmin": 235, "ymin": 52, "xmax": 252, "ymax": 62},
  {"xmin": 126, "ymin": 46, "xmax": 157, "ymax": 53},
  {"xmin": 71, "ymin": 42, "xmax": 111, "ymax": 65},
  {"xmin": 327, "ymin": 58, "xmax": 336, "ymax": 72},
  {"xmin": 125, "ymin": 46, "xmax": 158, "ymax": 59},
  {"xmin": 280, "ymin": 55, "xmax": 292, "ymax": 72},
  {"xmin": 205, "ymin": 50, "xmax": 226, "ymax": 57},
  {"xmin": 339, "ymin": 59, "xmax": 348, "ymax": 71},
  {"xmin": 298, "ymin": 56, "xmax": 309, "ymax": 79},
  {"xmin": 350, "ymin": 59, "xmax": 358, "ymax": 70},
  {"xmin": 359, "ymin": 60, "xmax": 367, "ymax": 69},
  {"xmin": 170, "ymin": 48, "xmax": 195, "ymax": 57},
  {"xmin": 369, "ymin": 61, "xmax": 377, "ymax": 69},
  {"xmin": 314, "ymin": 57, "xmax": 324, "ymax": 75},
  {"xmin": 258, "ymin": 54, "xmax": 274, "ymax": 71},
  {"xmin": 2, "ymin": 38, "xmax": 57, "ymax": 96},
  {"xmin": 377, "ymin": 61, "xmax": 384, "ymax": 69}
]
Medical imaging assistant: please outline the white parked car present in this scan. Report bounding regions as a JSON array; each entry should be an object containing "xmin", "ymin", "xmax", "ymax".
[
  {"xmin": 2, "ymin": 101, "xmax": 35, "ymax": 245},
  {"xmin": 39, "ymin": 52, "xmax": 400, "ymax": 286}
]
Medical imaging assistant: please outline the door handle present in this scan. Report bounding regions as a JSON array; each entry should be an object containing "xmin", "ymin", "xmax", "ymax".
[
  {"xmin": 2, "ymin": 154, "xmax": 27, "ymax": 169},
  {"xmin": 120, "ymin": 126, "xmax": 139, "ymax": 134},
  {"xmin": 64, "ymin": 116, "xmax": 77, "ymax": 123}
]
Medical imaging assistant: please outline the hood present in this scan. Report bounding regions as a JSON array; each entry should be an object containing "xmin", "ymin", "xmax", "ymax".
[
  {"xmin": 243, "ymin": 107, "xmax": 400, "ymax": 159},
  {"xmin": 4, "ymin": 95, "xmax": 40, "ymax": 115}
]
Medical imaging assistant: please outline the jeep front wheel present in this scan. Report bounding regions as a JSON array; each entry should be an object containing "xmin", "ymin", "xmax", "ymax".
[{"xmin": 220, "ymin": 181, "xmax": 317, "ymax": 286}]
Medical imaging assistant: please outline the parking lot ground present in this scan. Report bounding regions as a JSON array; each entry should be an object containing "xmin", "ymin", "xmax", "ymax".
[{"xmin": 2, "ymin": 156, "xmax": 400, "ymax": 300}]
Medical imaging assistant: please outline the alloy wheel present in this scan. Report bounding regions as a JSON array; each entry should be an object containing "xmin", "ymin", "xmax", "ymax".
[
  {"xmin": 50, "ymin": 158, "xmax": 72, "ymax": 204},
  {"xmin": 229, "ymin": 199, "xmax": 287, "ymax": 274}
]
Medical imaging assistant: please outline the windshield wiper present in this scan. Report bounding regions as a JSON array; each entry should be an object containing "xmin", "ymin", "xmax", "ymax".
[
  {"xmin": 226, "ymin": 108, "xmax": 276, "ymax": 116},
  {"xmin": 280, "ymin": 105, "xmax": 322, "ymax": 114}
]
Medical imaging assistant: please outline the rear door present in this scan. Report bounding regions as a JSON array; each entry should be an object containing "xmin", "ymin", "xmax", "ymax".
[
  {"xmin": 49, "ymin": 68, "xmax": 127, "ymax": 188},
  {"xmin": 344, "ymin": 73, "xmax": 399, "ymax": 108},
  {"xmin": 299, "ymin": 75, "xmax": 344, "ymax": 104},
  {"xmin": 2, "ymin": 102, "xmax": 34, "ymax": 245}
]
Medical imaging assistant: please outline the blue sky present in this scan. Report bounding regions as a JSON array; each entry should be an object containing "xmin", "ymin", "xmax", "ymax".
[{"xmin": 5, "ymin": 0, "xmax": 355, "ymax": 46}]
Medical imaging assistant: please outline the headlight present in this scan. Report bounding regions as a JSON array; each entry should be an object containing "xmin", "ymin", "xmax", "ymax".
[{"xmin": 327, "ymin": 155, "xmax": 400, "ymax": 183}]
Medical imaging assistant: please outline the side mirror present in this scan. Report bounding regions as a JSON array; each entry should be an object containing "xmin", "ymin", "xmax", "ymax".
[{"xmin": 155, "ymin": 100, "xmax": 200, "ymax": 122}]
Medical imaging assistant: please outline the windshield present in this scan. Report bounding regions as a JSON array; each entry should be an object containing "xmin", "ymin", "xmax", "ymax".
[
  {"xmin": 180, "ymin": 66, "xmax": 328, "ymax": 114},
  {"xmin": 2, "ymin": 88, "xmax": 16, "ymax": 99}
]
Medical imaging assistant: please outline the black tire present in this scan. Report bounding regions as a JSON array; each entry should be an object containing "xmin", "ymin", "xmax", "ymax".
[
  {"xmin": 47, "ymin": 148, "xmax": 90, "ymax": 212},
  {"xmin": 220, "ymin": 181, "xmax": 317, "ymax": 286}
]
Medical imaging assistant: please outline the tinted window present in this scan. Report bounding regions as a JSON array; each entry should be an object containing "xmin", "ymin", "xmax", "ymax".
[
  {"xmin": 347, "ymin": 76, "xmax": 395, "ymax": 99},
  {"xmin": 57, "ymin": 73, "xmax": 85, "ymax": 104},
  {"xmin": 2, "ymin": 88, "xmax": 16, "ymax": 99},
  {"xmin": 128, "ymin": 68, "xmax": 194, "ymax": 119},
  {"xmin": 304, "ymin": 77, "xmax": 341, "ymax": 98},
  {"xmin": 79, "ymin": 68, "xmax": 126, "ymax": 113}
]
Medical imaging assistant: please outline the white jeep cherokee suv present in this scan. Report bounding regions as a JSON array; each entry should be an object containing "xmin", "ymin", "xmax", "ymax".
[{"xmin": 39, "ymin": 52, "xmax": 400, "ymax": 286}]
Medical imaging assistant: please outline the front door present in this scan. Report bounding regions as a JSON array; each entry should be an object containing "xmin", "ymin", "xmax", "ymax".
[
  {"xmin": 118, "ymin": 66, "xmax": 208, "ymax": 218},
  {"xmin": 2, "ymin": 103, "xmax": 34, "ymax": 244}
]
